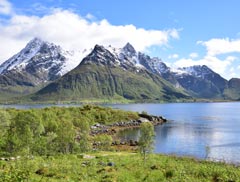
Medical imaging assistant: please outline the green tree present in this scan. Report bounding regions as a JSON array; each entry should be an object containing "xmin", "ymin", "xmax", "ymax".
[
  {"xmin": 78, "ymin": 118, "xmax": 91, "ymax": 152},
  {"xmin": 41, "ymin": 110, "xmax": 59, "ymax": 133},
  {"xmin": 5, "ymin": 110, "xmax": 44, "ymax": 155},
  {"xmin": 0, "ymin": 110, "xmax": 11, "ymax": 151},
  {"xmin": 55, "ymin": 111, "xmax": 75, "ymax": 154},
  {"xmin": 0, "ymin": 110, "xmax": 11, "ymax": 133},
  {"xmin": 0, "ymin": 110, "xmax": 10, "ymax": 139},
  {"xmin": 138, "ymin": 122, "xmax": 155, "ymax": 162}
]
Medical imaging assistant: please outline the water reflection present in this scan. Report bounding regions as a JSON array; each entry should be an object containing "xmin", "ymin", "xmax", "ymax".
[
  {"xmin": 117, "ymin": 128, "xmax": 140, "ymax": 142},
  {"xmin": 114, "ymin": 102, "xmax": 240, "ymax": 163}
]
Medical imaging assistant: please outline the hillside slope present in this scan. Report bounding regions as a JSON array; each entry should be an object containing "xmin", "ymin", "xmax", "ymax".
[{"xmin": 31, "ymin": 45, "xmax": 190, "ymax": 102}]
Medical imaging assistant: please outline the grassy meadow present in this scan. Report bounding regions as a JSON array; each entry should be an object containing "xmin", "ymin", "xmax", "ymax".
[{"xmin": 1, "ymin": 152, "xmax": 240, "ymax": 182}]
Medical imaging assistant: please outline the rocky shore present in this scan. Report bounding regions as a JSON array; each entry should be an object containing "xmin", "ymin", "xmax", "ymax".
[
  {"xmin": 90, "ymin": 113, "xmax": 167, "ymax": 136},
  {"xmin": 90, "ymin": 113, "xmax": 167, "ymax": 149}
]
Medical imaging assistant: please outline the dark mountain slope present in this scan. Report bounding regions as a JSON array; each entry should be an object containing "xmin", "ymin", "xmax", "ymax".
[
  {"xmin": 224, "ymin": 78, "xmax": 240, "ymax": 100},
  {"xmin": 31, "ymin": 45, "xmax": 190, "ymax": 102},
  {"xmin": 0, "ymin": 38, "xmax": 82, "ymax": 101},
  {"xmin": 173, "ymin": 65, "xmax": 228, "ymax": 98}
]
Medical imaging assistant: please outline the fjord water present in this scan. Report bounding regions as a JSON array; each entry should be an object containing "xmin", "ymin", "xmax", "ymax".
[
  {"xmin": 110, "ymin": 102, "xmax": 240, "ymax": 163},
  {"xmin": 1, "ymin": 102, "xmax": 240, "ymax": 163}
]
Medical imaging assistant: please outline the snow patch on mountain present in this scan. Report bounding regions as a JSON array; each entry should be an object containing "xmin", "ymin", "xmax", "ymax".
[
  {"xmin": 0, "ymin": 38, "xmax": 44, "ymax": 74},
  {"xmin": 0, "ymin": 38, "xmax": 220, "ymax": 89},
  {"xmin": 105, "ymin": 43, "xmax": 144, "ymax": 69},
  {"xmin": 173, "ymin": 65, "xmax": 213, "ymax": 79},
  {"xmin": 0, "ymin": 38, "xmax": 90, "ymax": 79},
  {"xmin": 58, "ymin": 49, "xmax": 89, "ymax": 76}
]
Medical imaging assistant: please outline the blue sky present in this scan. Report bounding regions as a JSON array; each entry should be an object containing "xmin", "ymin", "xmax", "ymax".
[{"xmin": 1, "ymin": 0, "xmax": 240, "ymax": 79}]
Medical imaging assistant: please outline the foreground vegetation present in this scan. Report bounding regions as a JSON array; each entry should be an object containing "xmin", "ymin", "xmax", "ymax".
[
  {"xmin": 1, "ymin": 105, "xmax": 239, "ymax": 181},
  {"xmin": 0, "ymin": 105, "xmax": 139, "ymax": 156},
  {"xmin": 1, "ymin": 152, "xmax": 240, "ymax": 182}
]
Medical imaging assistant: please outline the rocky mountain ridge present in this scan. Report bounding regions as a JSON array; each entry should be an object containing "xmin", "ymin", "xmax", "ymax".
[
  {"xmin": 0, "ymin": 38, "xmax": 239, "ymax": 101},
  {"xmin": 32, "ymin": 43, "xmax": 189, "ymax": 102},
  {"xmin": 0, "ymin": 38, "xmax": 88, "ymax": 84}
]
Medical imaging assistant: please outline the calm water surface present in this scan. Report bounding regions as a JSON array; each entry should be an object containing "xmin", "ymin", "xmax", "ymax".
[
  {"xmin": 1, "ymin": 102, "xmax": 240, "ymax": 163},
  {"xmin": 109, "ymin": 102, "xmax": 240, "ymax": 163}
]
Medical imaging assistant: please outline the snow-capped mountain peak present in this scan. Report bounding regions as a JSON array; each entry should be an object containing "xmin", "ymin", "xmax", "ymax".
[
  {"xmin": 26, "ymin": 37, "xmax": 44, "ymax": 49},
  {"xmin": 174, "ymin": 65, "xmax": 213, "ymax": 79},
  {"xmin": 82, "ymin": 44, "xmax": 121, "ymax": 66},
  {"xmin": 83, "ymin": 43, "xmax": 174, "ymax": 73},
  {"xmin": 122, "ymin": 42, "xmax": 136, "ymax": 56},
  {"xmin": 138, "ymin": 53, "xmax": 170, "ymax": 75},
  {"xmin": 0, "ymin": 37, "xmax": 45, "ymax": 74},
  {"xmin": 0, "ymin": 38, "xmax": 87, "ymax": 86}
]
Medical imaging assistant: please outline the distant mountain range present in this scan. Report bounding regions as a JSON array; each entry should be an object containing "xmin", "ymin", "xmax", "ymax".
[
  {"xmin": 32, "ymin": 44, "xmax": 189, "ymax": 102},
  {"xmin": 0, "ymin": 38, "xmax": 239, "ymax": 102}
]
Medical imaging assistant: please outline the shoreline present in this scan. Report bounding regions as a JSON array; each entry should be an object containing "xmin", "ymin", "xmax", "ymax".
[
  {"xmin": 90, "ymin": 113, "xmax": 167, "ymax": 151},
  {"xmin": 0, "ymin": 97, "xmax": 239, "ymax": 105},
  {"xmin": 90, "ymin": 113, "xmax": 167, "ymax": 136}
]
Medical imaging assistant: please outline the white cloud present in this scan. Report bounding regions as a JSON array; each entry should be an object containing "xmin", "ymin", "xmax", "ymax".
[
  {"xmin": 168, "ymin": 54, "xmax": 179, "ymax": 59},
  {"xmin": 85, "ymin": 13, "xmax": 95, "ymax": 20},
  {"xmin": 189, "ymin": 52, "xmax": 198, "ymax": 59},
  {"xmin": 0, "ymin": 9, "xmax": 179, "ymax": 64},
  {"xmin": 228, "ymin": 67, "xmax": 238, "ymax": 78},
  {"xmin": 198, "ymin": 38, "xmax": 240, "ymax": 56},
  {"xmin": 0, "ymin": 0, "xmax": 12, "ymax": 15},
  {"xmin": 173, "ymin": 37, "xmax": 240, "ymax": 79}
]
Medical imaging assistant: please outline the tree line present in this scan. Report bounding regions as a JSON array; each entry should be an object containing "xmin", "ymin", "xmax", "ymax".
[{"xmin": 0, "ymin": 105, "xmax": 139, "ymax": 156}]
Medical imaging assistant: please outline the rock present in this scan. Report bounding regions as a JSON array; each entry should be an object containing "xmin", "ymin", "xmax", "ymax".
[
  {"xmin": 10, "ymin": 157, "xmax": 15, "ymax": 161},
  {"xmin": 27, "ymin": 155, "xmax": 34, "ymax": 160},
  {"xmin": 83, "ymin": 155, "xmax": 95, "ymax": 159},
  {"xmin": 97, "ymin": 168, "xmax": 105, "ymax": 173},
  {"xmin": 91, "ymin": 126, "xmax": 97, "ymax": 129},
  {"xmin": 98, "ymin": 161, "xmax": 105, "ymax": 166},
  {"xmin": 95, "ymin": 123, "xmax": 101, "ymax": 127},
  {"xmin": 36, "ymin": 167, "xmax": 48, "ymax": 175},
  {"xmin": 112, "ymin": 141, "xmax": 118, "ymax": 145},
  {"xmin": 82, "ymin": 161, "xmax": 89, "ymax": 166},
  {"xmin": 162, "ymin": 117, "xmax": 167, "ymax": 122},
  {"xmin": 138, "ymin": 118, "xmax": 149, "ymax": 123},
  {"xmin": 129, "ymin": 140, "xmax": 135, "ymax": 146},
  {"xmin": 89, "ymin": 113, "xmax": 167, "ymax": 137},
  {"xmin": 107, "ymin": 162, "xmax": 115, "ymax": 166},
  {"xmin": 150, "ymin": 165, "xmax": 159, "ymax": 170}
]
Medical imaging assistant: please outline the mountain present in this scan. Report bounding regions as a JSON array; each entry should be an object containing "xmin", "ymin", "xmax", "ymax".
[
  {"xmin": 133, "ymin": 53, "xmax": 228, "ymax": 99},
  {"xmin": 224, "ymin": 78, "xmax": 240, "ymax": 100},
  {"xmin": 1, "ymin": 38, "xmax": 239, "ymax": 102},
  {"xmin": 31, "ymin": 44, "xmax": 190, "ymax": 102},
  {"xmin": 0, "ymin": 38, "xmax": 85, "ymax": 99},
  {"xmin": 172, "ymin": 65, "xmax": 228, "ymax": 98},
  {"xmin": 138, "ymin": 54, "xmax": 179, "ymax": 86}
]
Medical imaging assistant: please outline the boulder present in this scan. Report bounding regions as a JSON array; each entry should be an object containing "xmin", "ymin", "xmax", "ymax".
[{"xmin": 107, "ymin": 162, "xmax": 115, "ymax": 166}]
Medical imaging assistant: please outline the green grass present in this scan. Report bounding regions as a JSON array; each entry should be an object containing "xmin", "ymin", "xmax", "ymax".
[{"xmin": 1, "ymin": 152, "xmax": 240, "ymax": 182}]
